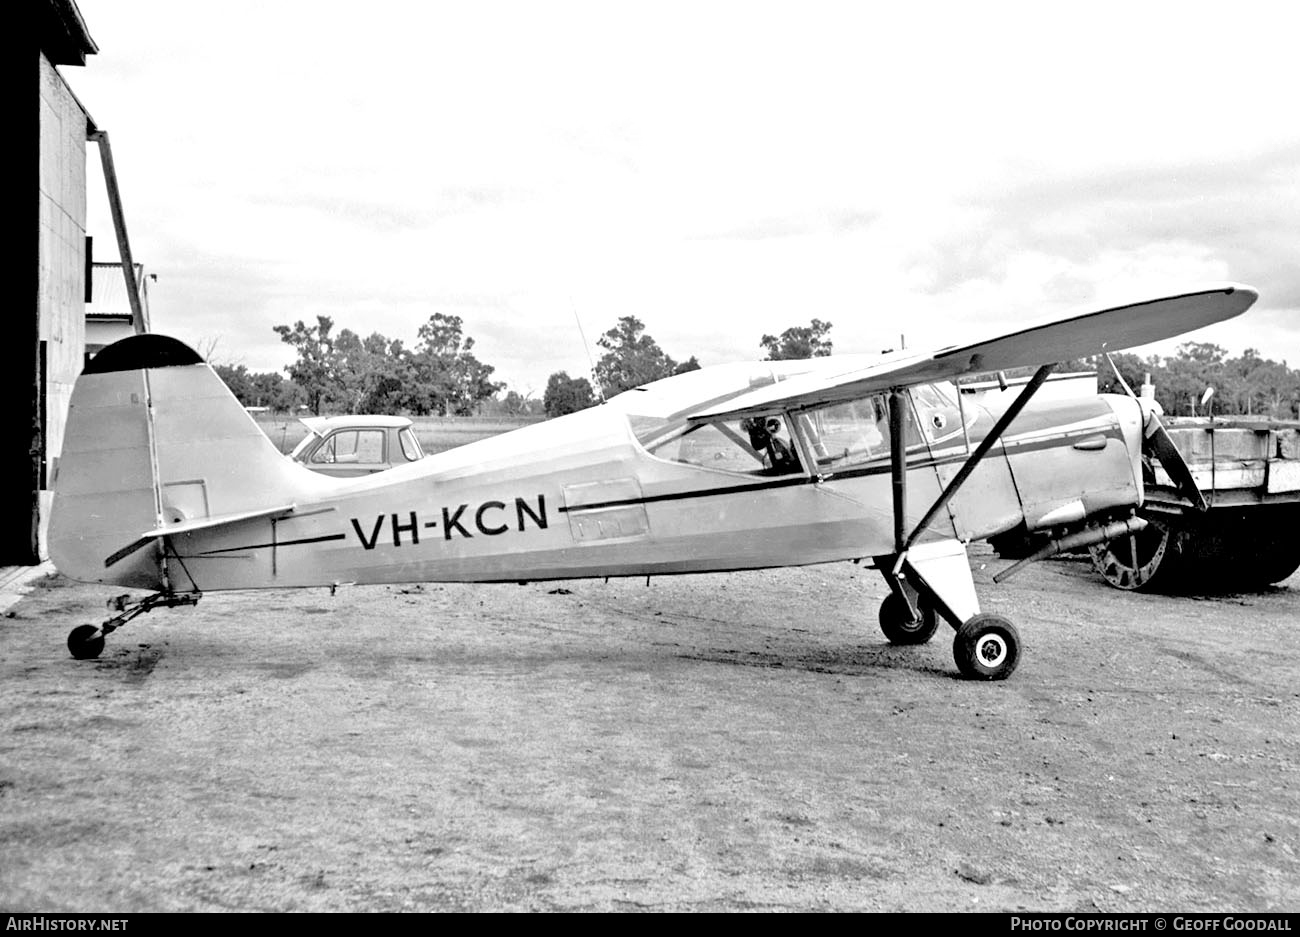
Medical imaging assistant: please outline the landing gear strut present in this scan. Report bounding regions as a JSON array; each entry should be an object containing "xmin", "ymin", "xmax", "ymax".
[{"xmin": 66, "ymin": 591, "xmax": 201, "ymax": 660}]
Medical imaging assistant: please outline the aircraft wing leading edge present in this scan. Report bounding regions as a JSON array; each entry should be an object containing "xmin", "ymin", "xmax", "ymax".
[{"xmin": 689, "ymin": 284, "xmax": 1257, "ymax": 421}]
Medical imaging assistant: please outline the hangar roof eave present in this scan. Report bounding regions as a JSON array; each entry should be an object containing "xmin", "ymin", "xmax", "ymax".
[{"xmin": 41, "ymin": 0, "xmax": 99, "ymax": 66}]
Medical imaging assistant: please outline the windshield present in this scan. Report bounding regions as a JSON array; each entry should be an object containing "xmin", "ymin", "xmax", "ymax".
[
  {"xmin": 289, "ymin": 432, "xmax": 323, "ymax": 461},
  {"xmin": 398, "ymin": 427, "xmax": 424, "ymax": 461},
  {"xmin": 794, "ymin": 393, "xmax": 923, "ymax": 470}
]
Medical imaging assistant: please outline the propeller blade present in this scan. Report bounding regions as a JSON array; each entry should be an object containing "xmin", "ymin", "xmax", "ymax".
[
  {"xmin": 1104, "ymin": 352, "xmax": 1138, "ymax": 398},
  {"xmin": 1145, "ymin": 416, "xmax": 1208, "ymax": 511}
]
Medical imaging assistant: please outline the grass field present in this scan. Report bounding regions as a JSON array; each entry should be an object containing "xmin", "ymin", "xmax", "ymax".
[{"xmin": 254, "ymin": 414, "xmax": 542, "ymax": 456}]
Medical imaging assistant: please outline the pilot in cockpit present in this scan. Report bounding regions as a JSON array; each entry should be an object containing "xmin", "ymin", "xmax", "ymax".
[{"xmin": 743, "ymin": 416, "xmax": 801, "ymax": 475}]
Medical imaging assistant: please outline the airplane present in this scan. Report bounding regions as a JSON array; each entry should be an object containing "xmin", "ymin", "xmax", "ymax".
[{"xmin": 48, "ymin": 283, "xmax": 1259, "ymax": 680}]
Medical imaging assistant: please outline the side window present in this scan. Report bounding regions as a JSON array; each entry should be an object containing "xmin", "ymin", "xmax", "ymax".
[
  {"xmin": 354, "ymin": 430, "xmax": 385, "ymax": 463},
  {"xmin": 797, "ymin": 393, "xmax": 922, "ymax": 469},
  {"xmin": 313, "ymin": 430, "xmax": 385, "ymax": 464},
  {"xmin": 911, "ymin": 383, "xmax": 968, "ymax": 447},
  {"xmin": 641, "ymin": 415, "xmax": 802, "ymax": 476}
]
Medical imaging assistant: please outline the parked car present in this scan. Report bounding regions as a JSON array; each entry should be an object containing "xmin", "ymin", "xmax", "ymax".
[{"xmin": 289, "ymin": 415, "xmax": 426, "ymax": 476}]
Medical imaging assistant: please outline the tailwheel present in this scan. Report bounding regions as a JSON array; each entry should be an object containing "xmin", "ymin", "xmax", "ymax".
[
  {"xmin": 65, "ymin": 590, "xmax": 201, "ymax": 660},
  {"xmin": 953, "ymin": 614, "xmax": 1020, "ymax": 681},
  {"xmin": 879, "ymin": 590, "xmax": 940, "ymax": 645},
  {"xmin": 67, "ymin": 625, "xmax": 105, "ymax": 660}
]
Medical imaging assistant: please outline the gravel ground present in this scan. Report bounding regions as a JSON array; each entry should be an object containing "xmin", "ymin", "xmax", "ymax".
[{"xmin": 1, "ymin": 545, "xmax": 1297, "ymax": 912}]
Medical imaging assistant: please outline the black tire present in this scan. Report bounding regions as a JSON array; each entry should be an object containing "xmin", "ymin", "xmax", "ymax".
[
  {"xmin": 1258, "ymin": 544, "xmax": 1300, "ymax": 586},
  {"xmin": 1162, "ymin": 510, "xmax": 1300, "ymax": 591},
  {"xmin": 67, "ymin": 625, "xmax": 105, "ymax": 660},
  {"xmin": 878, "ymin": 591, "xmax": 940, "ymax": 645},
  {"xmin": 953, "ymin": 614, "xmax": 1020, "ymax": 681}
]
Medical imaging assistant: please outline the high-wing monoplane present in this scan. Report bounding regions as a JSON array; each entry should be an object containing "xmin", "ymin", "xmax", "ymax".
[{"xmin": 49, "ymin": 284, "xmax": 1258, "ymax": 679}]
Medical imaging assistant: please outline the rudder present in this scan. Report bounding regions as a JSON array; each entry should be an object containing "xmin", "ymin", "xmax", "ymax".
[{"xmin": 49, "ymin": 335, "xmax": 328, "ymax": 588}]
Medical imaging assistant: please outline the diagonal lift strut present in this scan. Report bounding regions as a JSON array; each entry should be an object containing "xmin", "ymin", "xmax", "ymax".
[{"xmin": 884, "ymin": 364, "xmax": 1056, "ymax": 619}]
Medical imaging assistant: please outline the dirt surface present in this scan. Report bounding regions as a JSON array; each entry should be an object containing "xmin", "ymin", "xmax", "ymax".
[{"xmin": 1, "ymin": 546, "xmax": 1297, "ymax": 912}]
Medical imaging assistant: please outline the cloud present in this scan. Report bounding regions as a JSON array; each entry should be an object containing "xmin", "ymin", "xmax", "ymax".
[{"xmin": 909, "ymin": 144, "xmax": 1300, "ymax": 307}]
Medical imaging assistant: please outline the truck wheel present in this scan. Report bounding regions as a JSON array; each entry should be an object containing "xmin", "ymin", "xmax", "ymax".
[
  {"xmin": 1259, "ymin": 547, "xmax": 1300, "ymax": 585},
  {"xmin": 1183, "ymin": 514, "xmax": 1300, "ymax": 589},
  {"xmin": 1088, "ymin": 519, "xmax": 1185, "ymax": 591}
]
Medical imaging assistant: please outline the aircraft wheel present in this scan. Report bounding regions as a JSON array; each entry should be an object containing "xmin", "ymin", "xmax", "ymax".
[
  {"xmin": 878, "ymin": 592, "xmax": 939, "ymax": 645},
  {"xmin": 953, "ymin": 614, "xmax": 1020, "ymax": 681},
  {"xmin": 67, "ymin": 625, "xmax": 105, "ymax": 660}
]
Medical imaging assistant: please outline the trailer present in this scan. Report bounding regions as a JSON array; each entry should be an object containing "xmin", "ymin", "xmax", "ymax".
[{"xmin": 1088, "ymin": 417, "xmax": 1300, "ymax": 590}]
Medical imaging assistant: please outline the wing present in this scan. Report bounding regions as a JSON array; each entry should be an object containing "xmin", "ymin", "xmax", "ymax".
[{"xmin": 689, "ymin": 284, "xmax": 1257, "ymax": 420}]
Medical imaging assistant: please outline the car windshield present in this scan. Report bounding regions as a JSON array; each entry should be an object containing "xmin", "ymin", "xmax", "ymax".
[{"xmin": 289, "ymin": 432, "xmax": 323, "ymax": 461}]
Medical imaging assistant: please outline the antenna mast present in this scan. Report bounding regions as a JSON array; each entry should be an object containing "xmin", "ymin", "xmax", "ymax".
[{"xmin": 572, "ymin": 300, "xmax": 603, "ymax": 401}]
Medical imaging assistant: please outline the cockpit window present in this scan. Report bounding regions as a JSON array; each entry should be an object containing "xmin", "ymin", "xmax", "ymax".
[
  {"xmin": 910, "ymin": 382, "xmax": 972, "ymax": 447},
  {"xmin": 795, "ymin": 393, "xmax": 922, "ymax": 470},
  {"xmin": 635, "ymin": 414, "xmax": 803, "ymax": 476}
]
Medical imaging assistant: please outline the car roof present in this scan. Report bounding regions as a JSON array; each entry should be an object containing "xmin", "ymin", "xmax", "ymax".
[{"xmin": 299, "ymin": 415, "xmax": 414, "ymax": 432}]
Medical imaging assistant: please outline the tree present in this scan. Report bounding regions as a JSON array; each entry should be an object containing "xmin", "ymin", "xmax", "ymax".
[
  {"xmin": 409, "ymin": 313, "xmax": 502, "ymax": 416},
  {"xmin": 594, "ymin": 316, "xmax": 680, "ymax": 398},
  {"xmin": 543, "ymin": 371, "xmax": 596, "ymax": 417},
  {"xmin": 330, "ymin": 329, "xmax": 414, "ymax": 414},
  {"xmin": 1160, "ymin": 342, "xmax": 1227, "ymax": 415},
  {"xmin": 273, "ymin": 316, "xmax": 339, "ymax": 414},
  {"xmin": 760, "ymin": 318, "xmax": 833, "ymax": 360},
  {"xmin": 249, "ymin": 371, "xmax": 302, "ymax": 412},
  {"xmin": 212, "ymin": 363, "xmax": 253, "ymax": 403},
  {"xmin": 212, "ymin": 363, "xmax": 303, "ymax": 411}
]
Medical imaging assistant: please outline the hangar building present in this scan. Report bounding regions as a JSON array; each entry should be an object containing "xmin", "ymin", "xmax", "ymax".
[{"xmin": 7, "ymin": 0, "xmax": 144, "ymax": 564}]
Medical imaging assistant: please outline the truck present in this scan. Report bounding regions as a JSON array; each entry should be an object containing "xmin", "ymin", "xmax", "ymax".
[
  {"xmin": 1087, "ymin": 415, "xmax": 1300, "ymax": 590},
  {"xmin": 963, "ymin": 373, "xmax": 1300, "ymax": 592}
]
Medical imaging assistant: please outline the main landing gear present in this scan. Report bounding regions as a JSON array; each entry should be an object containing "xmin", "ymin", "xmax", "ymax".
[
  {"xmin": 879, "ymin": 591, "xmax": 1021, "ymax": 681},
  {"xmin": 951, "ymin": 614, "xmax": 1020, "ymax": 681},
  {"xmin": 66, "ymin": 591, "xmax": 201, "ymax": 660},
  {"xmin": 876, "ymin": 540, "xmax": 1021, "ymax": 681},
  {"xmin": 878, "ymin": 586, "xmax": 940, "ymax": 645}
]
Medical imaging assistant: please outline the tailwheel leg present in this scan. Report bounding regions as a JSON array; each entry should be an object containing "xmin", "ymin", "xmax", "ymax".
[
  {"xmin": 953, "ymin": 614, "xmax": 1021, "ymax": 681},
  {"xmin": 66, "ymin": 591, "xmax": 201, "ymax": 661}
]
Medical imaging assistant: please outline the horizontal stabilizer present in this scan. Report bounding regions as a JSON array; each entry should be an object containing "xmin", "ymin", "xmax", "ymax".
[{"xmin": 105, "ymin": 503, "xmax": 298, "ymax": 568}]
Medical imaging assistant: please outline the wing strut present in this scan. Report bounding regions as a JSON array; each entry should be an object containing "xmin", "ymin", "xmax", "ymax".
[
  {"xmin": 900, "ymin": 363, "xmax": 1055, "ymax": 554},
  {"xmin": 890, "ymin": 388, "xmax": 909, "ymax": 553},
  {"xmin": 882, "ymin": 363, "xmax": 1055, "ymax": 629}
]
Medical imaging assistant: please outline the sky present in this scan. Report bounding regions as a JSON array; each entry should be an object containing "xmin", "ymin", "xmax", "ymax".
[{"xmin": 69, "ymin": 0, "xmax": 1300, "ymax": 398}]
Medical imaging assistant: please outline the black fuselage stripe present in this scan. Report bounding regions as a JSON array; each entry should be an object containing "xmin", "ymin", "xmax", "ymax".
[
  {"xmin": 561, "ymin": 475, "xmax": 810, "ymax": 513},
  {"xmin": 563, "ymin": 428, "xmax": 1122, "ymax": 514},
  {"xmin": 195, "ymin": 533, "xmax": 347, "ymax": 556}
]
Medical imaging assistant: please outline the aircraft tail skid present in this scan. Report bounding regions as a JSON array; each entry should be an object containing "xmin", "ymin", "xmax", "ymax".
[{"xmin": 48, "ymin": 335, "xmax": 327, "ymax": 590}]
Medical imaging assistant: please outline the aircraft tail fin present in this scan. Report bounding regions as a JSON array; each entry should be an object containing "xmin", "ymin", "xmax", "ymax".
[{"xmin": 49, "ymin": 335, "xmax": 327, "ymax": 588}]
